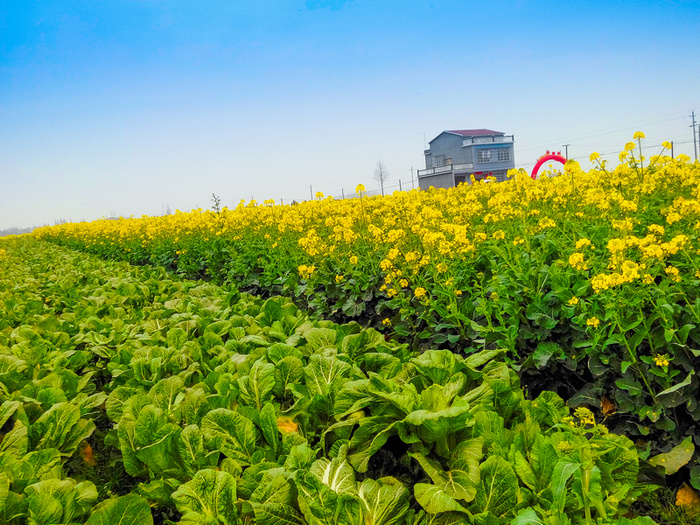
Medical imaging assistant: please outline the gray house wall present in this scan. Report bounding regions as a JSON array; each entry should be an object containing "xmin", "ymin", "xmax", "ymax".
[
  {"xmin": 427, "ymin": 133, "xmax": 474, "ymax": 167},
  {"xmin": 417, "ymin": 172, "xmax": 454, "ymax": 190}
]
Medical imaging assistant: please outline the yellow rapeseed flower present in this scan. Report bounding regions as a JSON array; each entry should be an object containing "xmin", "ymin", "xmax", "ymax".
[
  {"xmin": 633, "ymin": 131, "xmax": 645, "ymax": 140},
  {"xmin": 537, "ymin": 217, "xmax": 556, "ymax": 231},
  {"xmin": 379, "ymin": 258, "xmax": 393, "ymax": 271},
  {"xmin": 569, "ymin": 252, "xmax": 588, "ymax": 271},
  {"xmin": 665, "ymin": 265, "xmax": 681, "ymax": 282},
  {"xmin": 298, "ymin": 264, "xmax": 316, "ymax": 279},
  {"xmin": 574, "ymin": 407, "xmax": 596, "ymax": 426},
  {"xmin": 587, "ymin": 317, "xmax": 601, "ymax": 328},
  {"xmin": 654, "ymin": 354, "xmax": 670, "ymax": 367},
  {"xmin": 648, "ymin": 224, "xmax": 665, "ymax": 236}
]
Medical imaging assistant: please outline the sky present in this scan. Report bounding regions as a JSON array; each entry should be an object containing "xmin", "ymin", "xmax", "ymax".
[{"xmin": 1, "ymin": 0, "xmax": 700, "ymax": 230}]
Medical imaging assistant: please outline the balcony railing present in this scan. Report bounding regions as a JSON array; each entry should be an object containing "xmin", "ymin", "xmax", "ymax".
[
  {"xmin": 462, "ymin": 135, "xmax": 514, "ymax": 147},
  {"xmin": 417, "ymin": 163, "xmax": 474, "ymax": 178}
]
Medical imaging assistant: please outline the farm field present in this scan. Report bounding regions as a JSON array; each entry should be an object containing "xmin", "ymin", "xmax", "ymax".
[
  {"xmin": 2, "ymin": 137, "xmax": 699, "ymax": 522},
  {"xmin": 0, "ymin": 235, "xmax": 670, "ymax": 524},
  {"xmin": 34, "ymin": 140, "xmax": 700, "ymax": 486}
]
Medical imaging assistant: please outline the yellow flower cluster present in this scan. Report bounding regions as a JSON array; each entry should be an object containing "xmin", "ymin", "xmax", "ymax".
[
  {"xmin": 587, "ymin": 317, "xmax": 601, "ymax": 328},
  {"xmin": 298, "ymin": 264, "xmax": 316, "ymax": 279},
  {"xmin": 568, "ymin": 252, "xmax": 588, "ymax": 271},
  {"xmin": 665, "ymin": 265, "xmax": 681, "ymax": 282},
  {"xmin": 536, "ymin": 217, "xmax": 556, "ymax": 231},
  {"xmin": 574, "ymin": 407, "xmax": 596, "ymax": 426},
  {"xmin": 654, "ymin": 354, "xmax": 670, "ymax": 367},
  {"xmin": 575, "ymin": 238, "xmax": 594, "ymax": 250},
  {"xmin": 590, "ymin": 260, "xmax": 641, "ymax": 292}
]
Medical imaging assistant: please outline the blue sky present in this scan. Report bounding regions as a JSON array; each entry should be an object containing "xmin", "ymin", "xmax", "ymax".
[{"xmin": 1, "ymin": 0, "xmax": 699, "ymax": 230}]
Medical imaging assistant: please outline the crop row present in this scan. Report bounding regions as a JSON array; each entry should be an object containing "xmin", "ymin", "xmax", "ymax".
[
  {"xmin": 0, "ymin": 236, "xmax": 665, "ymax": 523},
  {"xmin": 33, "ymin": 139, "xmax": 700, "ymax": 486}
]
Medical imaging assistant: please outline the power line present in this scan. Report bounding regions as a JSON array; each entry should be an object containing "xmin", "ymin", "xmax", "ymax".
[{"xmin": 515, "ymin": 111, "xmax": 690, "ymax": 154}]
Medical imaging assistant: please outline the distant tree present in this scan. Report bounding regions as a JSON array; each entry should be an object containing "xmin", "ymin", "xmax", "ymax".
[
  {"xmin": 0, "ymin": 226, "xmax": 33, "ymax": 237},
  {"xmin": 373, "ymin": 160, "xmax": 389, "ymax": 196},
  {"xmin": 211, "ymin": 193, "xmax": 221, "ymax": 213}
]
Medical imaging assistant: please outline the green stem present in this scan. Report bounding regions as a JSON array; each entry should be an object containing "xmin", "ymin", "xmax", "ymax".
[
  {"xmin": 639, "ymin": 306, "xmax": 657, "ymax": 355},
  {"xmin": 583, "ymin": 467, "xmax": 592, "ymax": 524},
  {"xmin": 581, "ymin": 446, "xmax": 593, "ymax": 525}
]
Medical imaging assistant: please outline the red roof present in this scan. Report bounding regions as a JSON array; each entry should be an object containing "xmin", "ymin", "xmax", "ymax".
[{"xmin": 446, "ymin": 129, "xmax": 503, "ymax": 137}]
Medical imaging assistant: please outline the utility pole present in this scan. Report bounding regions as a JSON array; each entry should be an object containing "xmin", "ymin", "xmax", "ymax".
[
  {"xmin": 692, "ymin": 111, "xmax": 698, "ymax": 161},
  {"xmin": 411, "ymin": 167, "xmax": 415, "ymax": 189},
  {"xmin": 399, "ymin": 179, "xmax": 402, "ymax": 191},
  {"xmin": 310, "ymin": 185, "xmax": 313, "ymax": 200},
  {"xmin": 671, "ymin": 141, "xmax": 674, "ymax": 159},
  {"xmin": 562, "ymin": 144, "xmax": 570, "ymax": 159}
]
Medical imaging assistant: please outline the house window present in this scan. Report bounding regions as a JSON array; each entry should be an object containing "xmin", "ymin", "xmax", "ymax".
[
  {"xmin": 433, "ymin": 155, "xmax": 445, "ymax": 167},
  {"xmin": 477, "ymin": 149, "xmax": 492, "ymax": 163},
  {"xmin": 497, "ymin": 149, "xmax": 511, "ymax": 162}
]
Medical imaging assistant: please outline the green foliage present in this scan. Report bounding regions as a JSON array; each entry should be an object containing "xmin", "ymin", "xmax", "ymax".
[
  {"xmin": 85, "ymin": 494, "xmax": 153, "ymax": 525},
  {"xmin": 32, "ymin": 153, "xmax": 700, "ymax": 481},
  {"xmin": 0, "ymin": 235, "xmax": 662, "ymax": 524},
  {"xmin": 172, "ymin": 469, "xmax": 238, "ymax": 524}
]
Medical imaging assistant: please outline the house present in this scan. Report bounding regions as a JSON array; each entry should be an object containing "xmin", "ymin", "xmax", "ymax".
[{"xmin": 417, "ymin": 129, "xmax": 515, "ymax": 190}]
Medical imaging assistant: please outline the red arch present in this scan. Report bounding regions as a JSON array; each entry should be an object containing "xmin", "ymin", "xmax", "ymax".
[{"xmin": 531, "ymin": 152, "xmax": 567, "ymax": 179}]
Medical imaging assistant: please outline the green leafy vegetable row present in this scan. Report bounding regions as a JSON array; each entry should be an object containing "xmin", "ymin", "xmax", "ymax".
[{"xmin": 0, "ymin": 236, "xmax": 659, "ymax": 524}]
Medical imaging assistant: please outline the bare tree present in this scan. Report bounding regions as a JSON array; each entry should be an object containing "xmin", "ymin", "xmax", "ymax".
[
  {"xmin": 211, "ymin": 193, "xmax": 221, "ymax": 213},
  {"xmin": 373, "ymin": 160, "xmax": 389, "ymax": 196}
]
